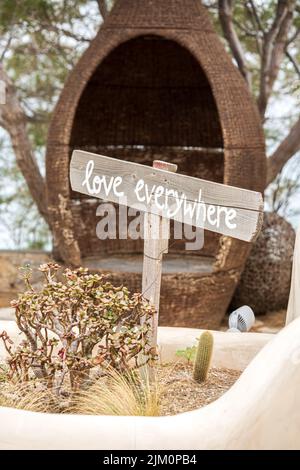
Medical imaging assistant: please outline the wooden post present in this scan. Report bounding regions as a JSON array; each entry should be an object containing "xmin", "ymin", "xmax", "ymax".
[
  {"xmin": 70, "ymin": 150, "xmax": 264, "ymax": 377},
  {"xmin": 142, "ymin": 160, "xmax": 177, "ymax": 351}
]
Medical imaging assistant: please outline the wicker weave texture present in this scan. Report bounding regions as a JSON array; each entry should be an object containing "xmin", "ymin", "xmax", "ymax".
[
  {"xmin": 232, "ymin": 213, "xmax": 296, "ymax": 314},
  {"xmin": 103, "ymin": 0, "xmax": 214, "ymax": 31},
  {"xmin": 46, "ymin": 0, "xmax": 266, "ymax": 328}
]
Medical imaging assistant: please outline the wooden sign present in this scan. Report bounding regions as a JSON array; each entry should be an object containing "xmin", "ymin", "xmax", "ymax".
[
  {"xmin": 70, "ymin": 150, "xmax": 263, "ymax": 243},
  {"xmin": 70, "ymin": 150, "xmax": 263, "ymax": 352}
]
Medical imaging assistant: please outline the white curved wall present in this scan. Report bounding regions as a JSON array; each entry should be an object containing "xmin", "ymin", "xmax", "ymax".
[
  {"xmin": 4, "ymin": 320, "xmax": 298, "ymax": 449},
  {"xmin": 0, "ymin": 321, "xmax": 271, "ymax": 371},
  {"xmin": 286, "ymin": 226, "xmax": 300, "ymax": 325}
]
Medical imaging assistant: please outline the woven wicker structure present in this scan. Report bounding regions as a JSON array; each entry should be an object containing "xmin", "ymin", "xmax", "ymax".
[
  {"xmin": 46, "ymin": 0, "xmax": 266, "ymax": 328},
  {"xmin": 232, "ymin": 212, "xmax": 295, "ymax": 315}
]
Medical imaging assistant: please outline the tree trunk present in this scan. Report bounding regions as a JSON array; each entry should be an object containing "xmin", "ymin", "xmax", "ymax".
[
  {"xmin": 0, "ymin": 65, "xmax": 49, "ymax": 223},
  {"xmin": 267, "ymin": 116, "xmax": 300, "ymax": 186}
]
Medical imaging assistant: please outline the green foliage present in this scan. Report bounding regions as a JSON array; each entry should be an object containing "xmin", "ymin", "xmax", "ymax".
[
  {"xmin": 205, "ymin": 0, "xmax": 300, "ymax": 100},
  {"xmin": 0, "ymin": 263, "xmax": 156, "ymax": 395},
  {"xmin": 193, "ymin": 331, "xmax": 214, "ymax": 383},
  {"xmin": 0, "ymin": 1, "xmax": 101, "ymax": 250},
  {"xmin": 176, "ymin": 346, "xmax": 196, "ymax": 364},
  {"xmin": 0, "ymin": 0, "xmax": 99, "ymax": 149}
]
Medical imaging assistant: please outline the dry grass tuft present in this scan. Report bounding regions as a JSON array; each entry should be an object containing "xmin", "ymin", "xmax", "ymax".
[
  {"xmin": 0, "ymin": 363, "xmax": 240, "ymax": 416},
  {"xmin": 70, "ymin": 368, "xmax": 161, "ymax": 417},
  {"xmin": 0, "ymin": 380, "xmax": 60, "ymax": 413},
  {"xmin": 0, "ymin": 364, "xmax": 9, "ymax": 384},
  {"xmin": 0, "ymin": 366, "xmax": 161, "ymax": 416}
]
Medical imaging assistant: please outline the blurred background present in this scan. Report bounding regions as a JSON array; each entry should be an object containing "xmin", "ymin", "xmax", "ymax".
[
  {"xmin": 0, "ymin": 0, "xmax": 299, "ymax": 251},
  {"xmin": 0, "ymin": 1, "xmax": 299, "ymax": 332}
]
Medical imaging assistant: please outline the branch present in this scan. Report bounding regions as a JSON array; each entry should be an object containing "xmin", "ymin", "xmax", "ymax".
[
  {"xmin": 258, "ymin": 0, "xmax": 296, "ymax": 118},
  {"xmin": 0, "ymin": 32, "xmax": 14, "ymax": 62},
  {"xmin": 218, "ymin": 0, "xmax": 251, "ymax": 87},
  {"xmin": 233, "ymin": 19, "xmax": 256, "ymax": 37},
  {"xmin": 244, "ymin": 0, "xmax": 264, "ymax": 56},
  {"xmin": 247, "ymin": 0, "xmax": 264, "ymax": 33},
  {"xmin": 267, "ymin": 116, "xmax": 300, "ymax": 185},
  {"xmin": 285, "ymin": 49, "xmax": 300, "ymax": 78},
  {"xmin": 0, "ymin": 65, "xmax": 49, "ymax": 223},
  {"xmin": 97, "ymin": 0, "xmax": 108, "ymax": 20},
  {"xmin": 287, "ymin": 26, "xmax": 300, "ymax": 45}
]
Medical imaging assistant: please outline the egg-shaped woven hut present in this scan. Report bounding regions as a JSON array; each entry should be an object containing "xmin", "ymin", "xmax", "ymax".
[{"xmin": 46, "ymin": 0, "xmax": 266, "ymax": 329}]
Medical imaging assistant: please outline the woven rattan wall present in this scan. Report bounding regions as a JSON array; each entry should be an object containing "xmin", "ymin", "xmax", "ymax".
[
  {"xmin": 70, "ymin": 36, "xmax": 223, "ymax": 149},
  {"xmin": 46, "ymin": 0, "xmax": 266, "ymax": 328}
]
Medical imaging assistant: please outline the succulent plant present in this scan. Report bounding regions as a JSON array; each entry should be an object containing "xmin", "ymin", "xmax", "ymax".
[
  {"xmin": 0, "ymin": 263, "xmax": 156, "ymax": 395},
  {"xmin": 193, "ymin": 331, "xmax": 214, "ymax": 383}
]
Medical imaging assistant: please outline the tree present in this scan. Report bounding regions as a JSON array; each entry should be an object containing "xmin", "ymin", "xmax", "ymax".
[
  {"xmin": 213, "ymin": 0, "xmax": 300, "ymax": 185},
  {"xmin": 0, "ymin": 0, "xmax": 105, "ymax": 248},
  {"xmin": 0, "ymin": 65, "xmax": 48, "ymax": 222},
  {"xmin": 265, "ymin": 155, "xmax": 300, "ymax": 220}
]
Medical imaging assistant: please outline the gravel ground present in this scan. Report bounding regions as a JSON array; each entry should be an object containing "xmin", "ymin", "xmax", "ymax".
[{"xmin": 157, "ymin": 362, "xmax": 241, "ymax": 416}]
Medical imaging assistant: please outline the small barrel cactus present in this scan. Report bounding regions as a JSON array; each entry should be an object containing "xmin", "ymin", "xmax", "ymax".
[{"xmin": 193, "ymin": 331, "xmax": 214, "ymax": 383}]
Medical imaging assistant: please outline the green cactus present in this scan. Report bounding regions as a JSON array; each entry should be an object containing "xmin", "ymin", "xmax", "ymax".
[{"xmin": 193, "ymin": 331, "xmax": 214, "ymax": 383}]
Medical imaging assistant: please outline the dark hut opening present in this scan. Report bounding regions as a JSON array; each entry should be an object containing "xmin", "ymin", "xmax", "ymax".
[{"xmin": 70, "ymin": 35, "xmax": 224, "ymax": 259}]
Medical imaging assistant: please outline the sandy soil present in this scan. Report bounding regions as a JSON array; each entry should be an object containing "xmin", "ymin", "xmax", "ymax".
[
  {"xmin": 157, "ymin": 362, "xmax": 240, "ymax": 415},
  {"xmin": 0, "ymin": 361, "xmax": 241, "ymax": 416}
]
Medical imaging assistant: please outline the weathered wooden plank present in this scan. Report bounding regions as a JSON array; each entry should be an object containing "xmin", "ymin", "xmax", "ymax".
[
  {"xmin": 142, "ymin": 161, "xmax": 177, "ymax": 350},
  {"xmin": 70, "ymin": 150, "xmax": 263, "ymax": 242}
]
